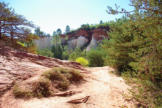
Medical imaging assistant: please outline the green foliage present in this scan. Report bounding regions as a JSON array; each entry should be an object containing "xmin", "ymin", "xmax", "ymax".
[
  {"xmin": 81, "ymin": 24, "xmax": 91, "ymax": 30},
  {"xmin": 51, "ymin": 35, "xmax": 65, "ymax": 59},
  {"xmin": 99, "ymin": 20, "xmax": 103, "ymax": 24},
  {"xmin": 102, "ymin": 18, "xmax": 134, "ymax": 73},
  {"xmin": 69, "ymin": 48, "xmax": 86, "ymax": 61},
  {"xmin": 87, "ymin": 49, "xmax": 105, "ymax": 67},
  {"xmin": 34, "ymin": 27, "xmax": 50, "ymax": 37},
  {"xmin": 17, "ymin": 41, "xmax": 25, "ymax": 47},
  {"xmin": 37, "ymin": 48, "xmax": 53, "ymax": 57},
  {"xmin": 56, "ymin": 28, "xmax": 62, "ymax": 35},
  {"xmin": 0, "ymin": 2, "xmax": 36, "ymax": 51},
  {"xmin": 75, "ymin": 57, "xmax": 89, "ymax": 66},
  {"xmin": 65, "ymin": 25, "xmax": 70, "ymax": 33},
  {"xmin": 104, "ymin": 0, "xmax": 162, "ymax": 107},
  {"xmin": 51, "ymin": 44, "xmax": 63, "ymax": 59},
  {"xmin": 62, "ymin": 50, "xmax": 70, "ymax": 60}
]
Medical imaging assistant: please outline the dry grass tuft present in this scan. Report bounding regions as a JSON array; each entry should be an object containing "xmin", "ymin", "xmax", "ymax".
[{"xmin": 13, "ymin": 67, "xmax": 83, "ymax": 99}]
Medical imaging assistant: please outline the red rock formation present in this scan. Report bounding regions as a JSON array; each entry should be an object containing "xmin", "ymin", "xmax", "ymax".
[
  {"xmin": 92, "ymin": 28, "xmax": 109, "ymax": 41},
  {"xmin": 61, "ymin": 27, "xmax": 109, "ymax": 41},
  {"xmin": 60, "ymin": 27, "xmax": 109, "ymax": 50},
  {"xmin": 0, "ymin": 46, "xmax": 87, "ymax": 98},
  {"xmin": 75, "ymin": 29, "xmax": 90, "ymax": 37}
]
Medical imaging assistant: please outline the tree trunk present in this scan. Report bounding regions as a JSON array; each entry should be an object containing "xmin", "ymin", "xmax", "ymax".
[
  {"xmin": 0, "ymin": 30, "xmax": 1, "ymax": 39},
  {"xmin": 0, "ymin": 21, "xmax": 2, "ymax": 39},
  {"xmin": 11, "ymin": 31, "xmax": 14, "ymax": 45}
]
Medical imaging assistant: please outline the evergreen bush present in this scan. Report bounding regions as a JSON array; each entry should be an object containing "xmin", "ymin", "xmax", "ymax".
[{"xmin": 87, "ymin": 50, "xmax": 104, "ymax": 67}]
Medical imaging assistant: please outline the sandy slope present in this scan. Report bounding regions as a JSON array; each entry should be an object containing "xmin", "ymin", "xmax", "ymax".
[{"xmin": 1, "ymin": 66, "xmax": 135, "ymax": 108}]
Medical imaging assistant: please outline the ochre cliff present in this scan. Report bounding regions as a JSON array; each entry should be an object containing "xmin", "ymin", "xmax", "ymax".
[
  {"xmin": 61, "ymin": 26, "xmax": 109, "ymax": 50},
  {"xmin": 34, "ymin": 26, "xmax": 109, "ymax": 50}
]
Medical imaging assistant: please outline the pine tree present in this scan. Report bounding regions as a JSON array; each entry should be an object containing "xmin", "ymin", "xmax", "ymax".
[
  {"xmin": 104, "ymin": 0, "xmax": 162, "ymax": 107},
  {"xmin": 56, "ymin": 28, "xmax": 62, "ymax": 35},
  {"xmin": 65, "ymin": 25, "xmax": 70, "ymax": 33},
  {"xmin": 0, "ymin": 2, "xmax": 36, "ymax": 51}
]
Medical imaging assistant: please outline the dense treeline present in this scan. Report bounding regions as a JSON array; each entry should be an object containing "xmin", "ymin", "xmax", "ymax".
[{"xmin": 103, "ymin": 0, "xmax": 162, "ymax": 107}]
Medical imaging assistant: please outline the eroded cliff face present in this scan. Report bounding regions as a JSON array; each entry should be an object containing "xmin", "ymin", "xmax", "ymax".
[
  {"xmin": 34, "ymin": 27, "xmax": 109, "ymax": 50},
  {"xmin": 61, "ymin": 27, "xmax": 109, "ymax": 51},
  {"xmin": 34, "ymin": 36, "xmax": 53, "ymax": 49}
]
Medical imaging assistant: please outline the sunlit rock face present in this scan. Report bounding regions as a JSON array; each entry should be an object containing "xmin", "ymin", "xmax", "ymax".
[
  {"xmin": 86, "ymin": 36, "xmax": 98, "ymax": 51},
  {"xmin": 76, "ymin": 36, "xmax": 89, "ymax": 49},
  {"xmin": 61, "ymin": 27, "xmax": 109, "ymax": 50},
  {"xmin": 34, "ymin": 36, "xmax": 53, "ymax": 49},
  {"xmin": 67, "ymin": 38, "xmax": 78, "ymax": 50},
  {"xmin": 35, "ymin": 27, "xmax": 109, "ymax": 50}
]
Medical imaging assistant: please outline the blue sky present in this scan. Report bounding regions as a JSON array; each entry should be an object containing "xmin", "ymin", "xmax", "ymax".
[{"xmin": 1, "ymin": 0, "xmax": 132, "ymax": 35}]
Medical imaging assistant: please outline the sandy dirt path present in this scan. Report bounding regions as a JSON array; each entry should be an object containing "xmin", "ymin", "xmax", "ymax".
[{"xmin": 1, "ymin": 66, "xmax": 135, "ymax": 108}]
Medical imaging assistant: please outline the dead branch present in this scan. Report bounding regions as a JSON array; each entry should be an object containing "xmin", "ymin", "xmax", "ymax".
[
  {"xmin": 67, "ymin": 96, "xmax": 90, "ymax": 104},
  {"xmin": 53, "ymin": 91, "xmax": 81, "ymax": 97}
]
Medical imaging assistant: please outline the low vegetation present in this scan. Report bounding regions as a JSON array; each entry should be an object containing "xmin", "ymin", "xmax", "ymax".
[
  {"xmin": 37, "ymin": 48, "xmax": 53, "ymax": 57},
  {"xmin": 87, "ymin": 49, "xmax": 105, "ymax": 67},
  {"xmin": 13, "ymin": 67, "xmax": 83, "ymax": 98},
  {"xmin": 13, "ymin": 78, "xmax": 52, "ymax": 98},
  {"xmin": 32, "ymin": 78, "xmax": 52, "ymax": 98},
  {"xmin": 13, "ymin": 84, "xmax": 33, "ymax": 98},
  {"xmin": 75, "ymin": 57, "xmax": 89, "ymax": 66}
]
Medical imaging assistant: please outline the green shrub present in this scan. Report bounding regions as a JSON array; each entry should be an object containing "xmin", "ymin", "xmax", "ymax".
[
  {"xmin": 87, "ymin": 50, "xmax": 104, "ymax": 67},
  {"xmin": 103, "ymin": 2, "xmax": 162, "ymax": 106},
  {"xmin": 62, "ymin": 50, "xmax": 69, "ymax": 60},
  {"xmin": 75, "ymin": 57, "xmax": 89, "ymax": 66},
  {"xmin": 37, "ymin": 48, "xmax": 53, "ymax": 57},
  {"xmin": 51, "ymin": 44, "xmax": 63, "ymax": 59},
  {"xmin": 69, "ymin": 48, "xmax": 86, "ymax": 61}
]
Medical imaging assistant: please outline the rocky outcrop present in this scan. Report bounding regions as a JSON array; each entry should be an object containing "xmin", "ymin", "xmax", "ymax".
[
  {"xmin": 86, "ymin": 36, "xmax": 98, "ymax": 51},
  {"xmin": 67, "ymin": 38, "xmax": 77, "ymax": 50},
  {"xmin": 34, "ymin": 36, "xmax": 53, "ymax": 49},
  {"xmin": 61, "ymin": 27, "xmax": 109, "ymax": 50},
  {"xmin": 76, "ymin": 36, "xmax": 89, "ymax": 49},
  {"xmin": 0, "ymin": 47, "xmax": 87, "ymax": 98},
  {"xmin": 34, "ymin": 26, "xmax": 109, "ymax": 50},
  {"xmin": 67, "ymin": 36, "xmax": 89, "ymax": 50}
]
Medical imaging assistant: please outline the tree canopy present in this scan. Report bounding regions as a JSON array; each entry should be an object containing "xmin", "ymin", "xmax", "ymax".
[
  {"xmin": 0, "ymin": 2, "xmax": 34, "ymax": 40},
  {"xmin": 65, "ymin": 25, "xmax": 70, "ymax": 33},
  {"xmin": 103, "ymin": 0, "xmax": 162, "ymax": 107},
  {"xmin": 0, "ymin": 2, "xmax": 39, "ymax": 53}
]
